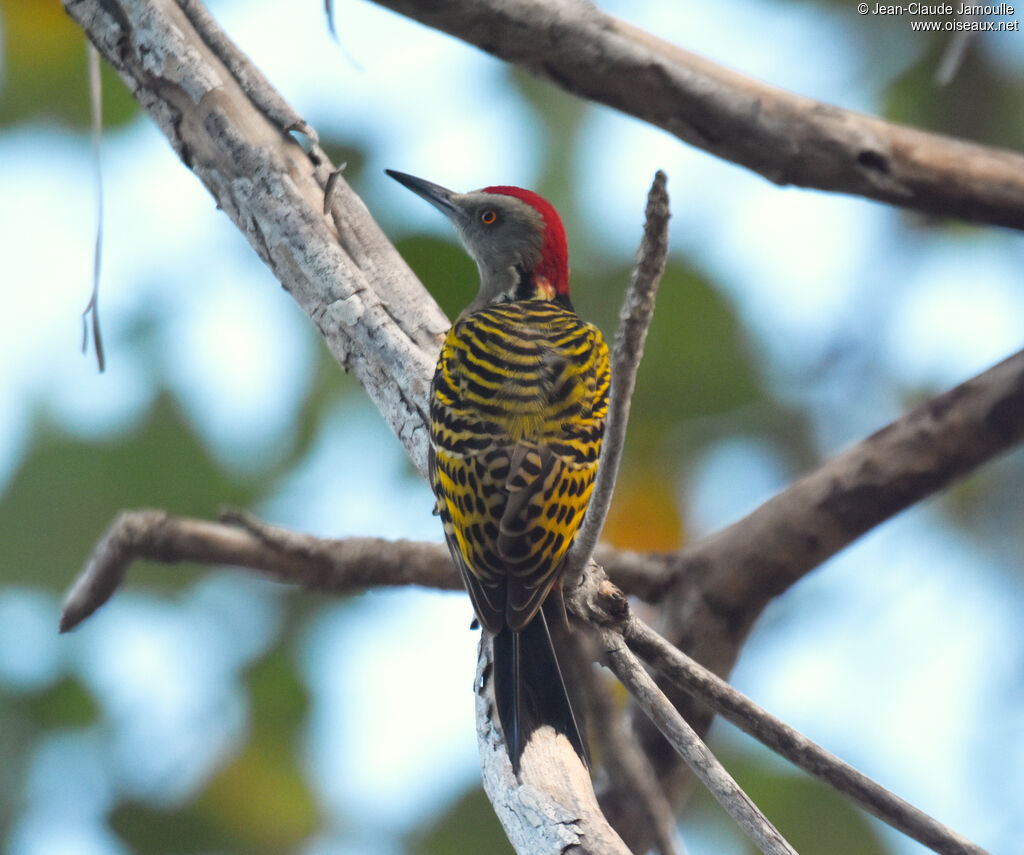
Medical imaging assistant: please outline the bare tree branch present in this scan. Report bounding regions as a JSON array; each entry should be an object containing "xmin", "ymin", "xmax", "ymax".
[
  {"xmin": 81, "ymin": 42, "xmax": 105, "ymax": 372},
  {"xmin": 579, "ymin": 635, "xmax": 684, "ymax": 855},
  {"xmin": 669, "ymin": 346, "xmax": 1024, "ymax": 671},
  {"xmin": 58, "ymin": 509, "xmax": 461, "ymax": 632},
  {"xmin": 370, "ymin": 0, "xmax": 1024, "ymax": 231},
  {"xmin": 63, "ymin": 346, "xmax": 1022, "ymax": 636},
  {"xmin": 564, "ymin": 169, "xmax": 669, "ymax": 588},
  {"xmin": 474, "ymin": 633, "xmax": 632, "ymax": 855},
  {"xmin": 599, "ymin": 629, "xmax": 797, "ymax": 855},
  {"xmin": 65, "ymin": 0, "xmax": 446, "ymax": 476},
  {"xmin": 621, "ymin": 614, "xmax": 988, "ymax": 855},
  {"xmin": 55, "ymin": 506, "xmax": 676, "ymax": 634},
  {"xmin": 622, "ymin": 348, "xmax": 1024, "ymax": 852}
]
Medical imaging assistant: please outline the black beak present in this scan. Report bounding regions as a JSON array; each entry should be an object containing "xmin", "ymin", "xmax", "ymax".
[{"xmin": 386, "ymin": 169, "xmax": 465, "ymax": 223}]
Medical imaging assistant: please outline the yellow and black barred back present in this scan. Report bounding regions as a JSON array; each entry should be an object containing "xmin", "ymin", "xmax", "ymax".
[{"xmin": 429, "ymin": 299, "xmax": 610, "ymax": 634}]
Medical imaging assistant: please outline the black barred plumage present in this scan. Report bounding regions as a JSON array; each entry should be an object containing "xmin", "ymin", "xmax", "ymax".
[
  {"xmin": 430, "ymin": 301, "xmax": 610, "ymax": 632},
  {"xmin": 386, "ymin": 169, "xmax": 608, "ymax": 772}
]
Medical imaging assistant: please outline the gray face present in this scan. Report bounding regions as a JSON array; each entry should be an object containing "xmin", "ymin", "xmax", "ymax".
[
  {"xmin": 385, "ymin": 170, "xmax": 546, "ymax": 315},
  {"xmin": 448, "ymin": 191, "xmax": 545, "ymax": 311}
]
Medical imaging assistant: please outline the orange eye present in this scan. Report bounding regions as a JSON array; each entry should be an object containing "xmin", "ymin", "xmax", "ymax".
[{"xmin": 480, "ymin": 209, "xmax": 497, "ymax": 225}]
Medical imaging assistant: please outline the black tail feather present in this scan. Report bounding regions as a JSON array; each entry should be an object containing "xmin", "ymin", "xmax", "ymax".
[{"xmin": 492, "ymin": 596, "xmax": 588, "ymax": 774}]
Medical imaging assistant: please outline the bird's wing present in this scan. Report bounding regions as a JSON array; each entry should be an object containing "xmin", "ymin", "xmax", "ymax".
[
  {"xmin": 429, "ymin": 438, "xmax": 509, "ymax": 633},
  {"xmin": 498, "ymin": 449, "xmax": 599, "ymax": 631}
]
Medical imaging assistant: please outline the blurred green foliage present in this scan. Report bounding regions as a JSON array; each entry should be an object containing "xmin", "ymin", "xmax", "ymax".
[
  {"xmin": 1, "ymin": 0, "xmax": 138, "ymax": 128},
  {"xmin": 607, "ymin": 262, "xmax": 763, "ymax": 437},
  {"xmin": 0, "ymin": 675, "xmax": 100, "ymax": 834},
  {"xmin": 784, "ymin": 0, "xmax": 1024, "ymax": 153},
  {"xmin": 0, "ymin": 396, "xmax": 261, "ymax": 591},
  {"xmin": 884, "ymin": 32, "xmax": 1024, "ymax": 147},
  {"xmin": 110, "ymin": 647, "xmax": 318, "ymax": 854},
  {"xmin": 22, "ymin": 675, "xmax": 99, "ymax": 730},
  {"xmin": 688, "ymin": 743, "xmax": 889, "ymax": 855},
  {"xmin": 395, "ymin": 235, "xmax": 477, "ymax": 321},
  {"xmin": 408, "ymin": 786, "xmax": 513, "ymax": 855}
]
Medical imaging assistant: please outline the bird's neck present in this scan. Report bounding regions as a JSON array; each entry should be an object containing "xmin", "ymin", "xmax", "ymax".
[{"xmin": 464, "ymin": 264, "xmax": 570, "ymax": 317}]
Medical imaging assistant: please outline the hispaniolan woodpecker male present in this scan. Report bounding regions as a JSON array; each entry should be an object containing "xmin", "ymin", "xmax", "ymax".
[{"xmin": 387, "ymin": 169, "xmax": 610, "ymax": 773}]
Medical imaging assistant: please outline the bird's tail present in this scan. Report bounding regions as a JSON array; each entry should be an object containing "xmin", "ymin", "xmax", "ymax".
[{"xmin": 492, "ymin": 593, "xmax": 589, "ymax": 774}]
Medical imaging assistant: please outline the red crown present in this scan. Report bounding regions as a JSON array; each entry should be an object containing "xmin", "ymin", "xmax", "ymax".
[{"xmin": 483, "ymin": 186, "xmax": 569, "ymax": 295}]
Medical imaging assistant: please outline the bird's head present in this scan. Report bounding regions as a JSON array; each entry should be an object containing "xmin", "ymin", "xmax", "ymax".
[{"xmin": 386, "ymin": 170, "xmax": 570, "ymax": 315}]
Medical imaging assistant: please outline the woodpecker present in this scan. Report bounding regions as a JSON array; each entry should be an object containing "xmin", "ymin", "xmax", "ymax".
[{"xmin": 387, "ymin": 169, "xmax": 610, "ymax": 773}]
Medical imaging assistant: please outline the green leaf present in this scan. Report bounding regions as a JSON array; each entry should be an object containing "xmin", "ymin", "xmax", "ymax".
[
  {"xmin": 635, "ymin": 261, "xmax": 762, "ymax": 425},
  {"xmin": 110, "ymin": 801, "xmax": 242, "ymax": 855},
  {"xmin": 582, "ymin": 259, "xmax": 766, "ymax": 462}
]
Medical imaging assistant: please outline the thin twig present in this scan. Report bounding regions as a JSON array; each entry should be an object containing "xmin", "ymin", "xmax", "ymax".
[
  {"xmin": 578, "ymin": 634, "xmax": 684, "ymax": 855},
  {"xmin": 325, "ymin": 0, "xmax": 337, "ymax": 39},
  {"xmin": 563, "ymin": 170, "xmax": 669, "ymax": 587},
  {"xmin": 599, "ymin": 629, "xmax": 797, "ymax": 855},
  {"xmin": 621, "ymin": 615, "xmax": 989, "ymax": 855},
  {"xmin": 934, "ymin": 30, "xmax": 973, "ymax": 87},
  {"xmin": 81, "ymin": 42, "xmax": 105, "ymax": 372}
]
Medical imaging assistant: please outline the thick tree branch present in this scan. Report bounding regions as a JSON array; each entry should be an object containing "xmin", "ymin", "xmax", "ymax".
[
  {"xmin": 58, "ymin": 509, "xmax": 461, "ymax": 632},
  {"xmin": 668, "ymin": 346, "xmax": 1024, "ymax": 670},
  {"xmin": 474, "ymin": 634, "xmax": 632, "ymax": 855},
  {"xmin": 371, "ymin": 0, "xmax": 1024, "ymax": 231},
  {"xmin": 65, "ymin": 0, "xmax": 446, "ymax": 476}
]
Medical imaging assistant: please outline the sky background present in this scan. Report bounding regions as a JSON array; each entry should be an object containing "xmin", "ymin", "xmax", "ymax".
[{"xmin": 1, "ymin": 1, "xmax": 1022, "ymax": 853}]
